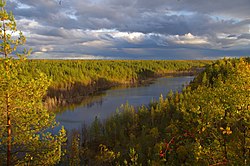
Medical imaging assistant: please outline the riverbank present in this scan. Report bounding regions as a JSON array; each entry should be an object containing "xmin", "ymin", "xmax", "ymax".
[
  {"xmin": 16, "ymin": 59, "xmax": 209, "ymax": 110},
  {"xmin": 44, "ymin": 68, "xmax": 203, "ymax": 110},
  {"xmin": 56, "ymin": 76, "xmax": 195, "ymax": 131},
  {"xmin": 60, "ymin": 58, "xmax": 250, "ymax": 165}
]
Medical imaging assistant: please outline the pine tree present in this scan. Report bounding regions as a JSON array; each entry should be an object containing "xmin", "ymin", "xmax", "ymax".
[{"xmin": 0, "ymin": 0, "xmax": 66, "ymax": 165}]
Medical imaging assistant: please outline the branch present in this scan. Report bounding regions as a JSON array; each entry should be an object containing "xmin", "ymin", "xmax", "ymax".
[{"xmin": 209, "ymin": 161, "xmax": 228, "ymax": 166}]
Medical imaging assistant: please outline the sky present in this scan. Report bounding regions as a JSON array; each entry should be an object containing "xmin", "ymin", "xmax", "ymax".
[{"xmin": 6, "ymin": 0, "xmax": 250, "ymax": 60}]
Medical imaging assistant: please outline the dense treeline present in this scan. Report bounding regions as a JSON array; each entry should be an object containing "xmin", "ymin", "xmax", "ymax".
[
  {"xmin": 19, "ymin": 60, "xmax": 210, "ymax": 109},
  {"xmin": 22, "ymin": 60, "xmax": 209, "ymax": 86},
  {"xmin": 61, "ymin": 58, "xmax": 250, "ymax": 165}
]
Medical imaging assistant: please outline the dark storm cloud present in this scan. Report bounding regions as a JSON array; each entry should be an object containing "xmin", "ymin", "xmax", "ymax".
[
  {"xmin": 167, "ymin": 0, "xmax": 250, "ymax": 19},
  {"xmin": 6, "ymin": 0, "xmax": 250, "ymax": 59}
]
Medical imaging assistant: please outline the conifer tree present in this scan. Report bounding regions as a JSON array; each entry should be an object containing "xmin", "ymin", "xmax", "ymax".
[{"xmin": 0, "ymin": 0, "xmax": 66, "ymax": 165}]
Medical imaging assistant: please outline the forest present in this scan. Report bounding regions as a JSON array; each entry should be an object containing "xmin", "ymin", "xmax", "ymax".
[
  {"xmin": 1, "ymin": 0, "xmax": 250, "ymax": 165},
  {"xmin": 19, "ymin": 59, "xmax": 210, "ymax": 109},
  {"xmin": 62, "ymin": 57, "xmax": 250, "ymax": 165}
]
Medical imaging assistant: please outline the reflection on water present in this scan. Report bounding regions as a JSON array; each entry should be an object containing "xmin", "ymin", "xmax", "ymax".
[
  {"xmin": 55, "ymin": 76, "xmax": 194, "ymax": 131},
  {"xmin": 55, "ymin": 92, "xmax": 105, "ymax": 113},
  {"xmin": 86, "ymin": 97, "xmax": 103, "ymax": 108}
]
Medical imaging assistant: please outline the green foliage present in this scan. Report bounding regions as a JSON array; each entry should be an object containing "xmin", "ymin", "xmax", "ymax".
[
  {"xmin": 19, "ymin": 60, "xmax": 210, "ymax": 91},
  {"xmin": 180, "ymin": 58, "xmax": 250, "ymax": 165},
  {"xmin": 2, "ymin": 1, "xmax": 247, "ymax": 165},
  {"xmin": 0, "ymin": 1, "xmax": 66, "ymax": 165},
  {"xmin": 95, "ymin": 144, "xmax": 120, "ymax": 165},
  {"xmin": 63, "ymin": 58, "xmax": 250, "ymax": 165},
  {"xmin": 29, "ymin": 59, "xmax": 209, "ymax": 109},
  {"xmin": 69, "ymin": 131, "xmax": 81, "ymax": 166},
  {"xmin": 124, "ymin": 148, "xmax": 141, "ymax": 166}
]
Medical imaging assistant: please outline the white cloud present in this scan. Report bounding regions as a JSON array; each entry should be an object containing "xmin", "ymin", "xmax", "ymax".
[
  {"xmin": 80, "ymin": 40, "xmax": 113, "ymax": 48},
  {"xmin": 112, "ymin": 32, "xmax": 145, "ymax": 43},
  {"xmin": 17, "ymin": 18, "xmax": 41, "ymax": 29},
  {"xmin": 85, "ymin": 29, "xmax": 145, "ymax": 44},
  {"xmin": 9, "ymin": 0, "xmax": 250, "ymax": 59},
  {"xmin": 40, "ymin": 46, "xmax": 54, "ymax": 52},
  {"xmin": 168, "ymin": 33, "xmax": 209, "ymax": 45},
  {"xmin": 16, "ymin": 18, "xmax": 43, "ymax": 37}
]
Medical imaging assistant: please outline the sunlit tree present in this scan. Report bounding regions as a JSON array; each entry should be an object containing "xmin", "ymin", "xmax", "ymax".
[
  {"xmin": 0, "ymin": 0, "xmax": 66, "ymax": 165},
  {"xmin": 177, "ymin": 58, "xmax": 250, "ymax": 165}
]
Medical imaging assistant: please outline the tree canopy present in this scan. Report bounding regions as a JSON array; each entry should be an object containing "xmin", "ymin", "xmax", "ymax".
[
  {"xmin": 63, "ymin": 58, "xmax": 250, "ymax": 165},
  {"xmin": 0, "ymin": 0, "xmax": 66, "ymax": 165}
]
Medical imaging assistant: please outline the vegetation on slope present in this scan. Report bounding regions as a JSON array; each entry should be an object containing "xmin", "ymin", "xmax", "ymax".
[
  {"xmin": 63, "ymin": 58, "xmax": 250, "ymax": 165},
  {"xmin": 19, "ymin": 60, "xmax": 210, "ymax": 109},
  {"xmin": 22, "ymin": 60, "xmax": 208, "ymax": 86}
]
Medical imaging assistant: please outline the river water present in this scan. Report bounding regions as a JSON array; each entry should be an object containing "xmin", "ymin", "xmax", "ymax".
[{"xmin": 55, "ymin": 76, "xmax": 194, "ymax": 131}]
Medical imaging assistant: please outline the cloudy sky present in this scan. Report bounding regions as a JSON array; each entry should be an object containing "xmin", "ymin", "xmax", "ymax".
[{"xmin": 6, "ymin": 0, "xmax": 250, "ymax": 59}]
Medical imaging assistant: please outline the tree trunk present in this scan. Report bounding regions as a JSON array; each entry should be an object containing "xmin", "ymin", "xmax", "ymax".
[
  {"xmin": 6, "ymin": 93, "xmax": 11, "ymax": 166},
  {"xmin": 3, "ymin": 17, "xmax": 11, "ymax": 165}
]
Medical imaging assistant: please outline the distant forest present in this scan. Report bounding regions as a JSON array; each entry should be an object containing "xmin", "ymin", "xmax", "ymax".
[
  {"xmin": 19, "ymin": 60, "xmax": 210, "ymax": 109},
  {"xmin": 22, "ymin": 60, "xmax": 210, "ymax": 87}
]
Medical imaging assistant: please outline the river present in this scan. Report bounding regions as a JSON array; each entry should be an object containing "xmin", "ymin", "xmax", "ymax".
[{"xmin": 55, "ymin": 76, "xmax": 194, "ymax": 132}]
